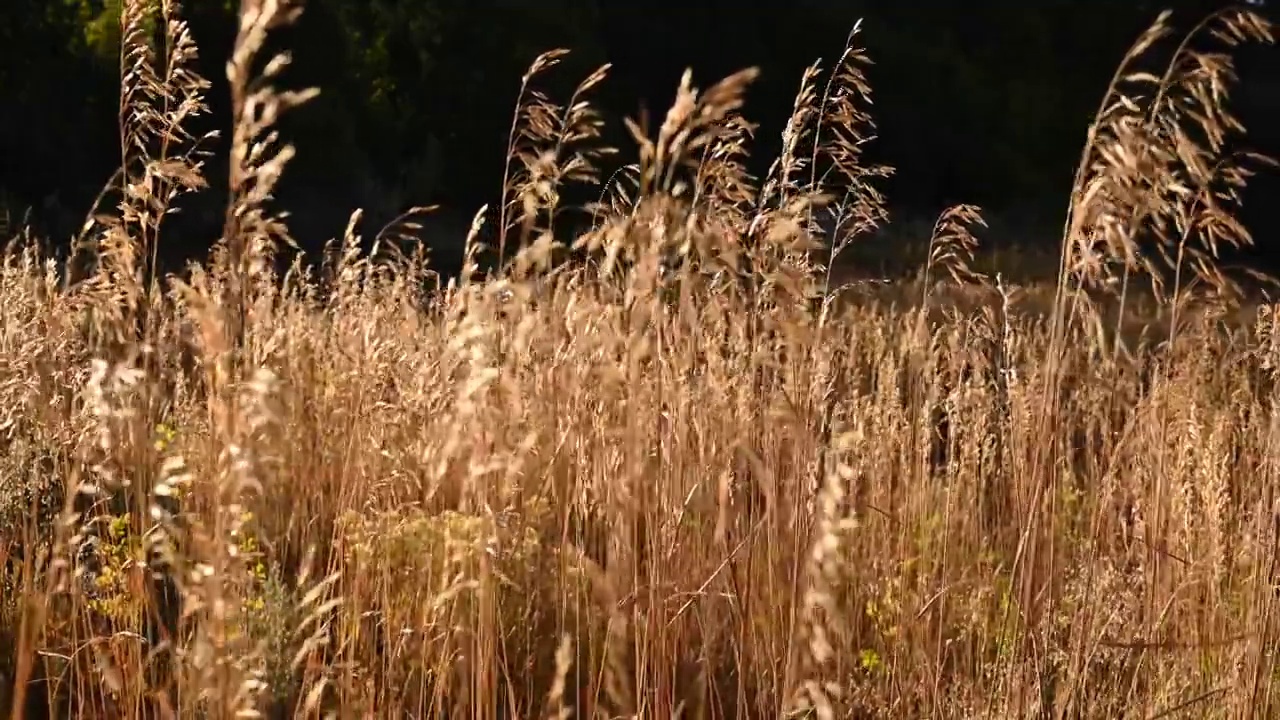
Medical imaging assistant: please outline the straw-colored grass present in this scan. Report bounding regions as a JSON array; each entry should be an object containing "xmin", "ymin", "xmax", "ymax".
[{"xmin": 3, "ymin": 2, "xmax": 1280, "ymax": 718}]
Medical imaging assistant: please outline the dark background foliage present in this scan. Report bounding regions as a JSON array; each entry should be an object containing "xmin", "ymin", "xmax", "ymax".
[{"xmin": 2, "ymin": 0, "xmax": 1277, "ymax": 275}]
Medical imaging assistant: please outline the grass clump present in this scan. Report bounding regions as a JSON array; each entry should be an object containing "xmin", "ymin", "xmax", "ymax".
[{"xmin": 2, "ymin": 1, "xmax": 1280, "ymax": 718}]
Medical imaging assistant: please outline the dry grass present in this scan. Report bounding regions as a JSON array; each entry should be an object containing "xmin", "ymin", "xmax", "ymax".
[{"xmin": 3, "ymin": 2, "xmax": 1280, "ymax": 718}]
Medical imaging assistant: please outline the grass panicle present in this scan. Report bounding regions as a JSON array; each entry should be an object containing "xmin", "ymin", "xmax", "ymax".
[{"xmin": 2, "ymin": 4, "xmax": 1279, "ymax": 720}]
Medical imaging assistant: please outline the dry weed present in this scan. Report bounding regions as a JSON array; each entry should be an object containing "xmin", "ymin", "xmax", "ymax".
[{"xmin": 2, "ymin": 4, "xmax": 1279, "ymax": 720}]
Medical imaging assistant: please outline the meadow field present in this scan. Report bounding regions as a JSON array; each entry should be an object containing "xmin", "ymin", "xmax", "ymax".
[{"xmin": 3, "ymin": 2, "xmax": 1280, "ymax": 718}]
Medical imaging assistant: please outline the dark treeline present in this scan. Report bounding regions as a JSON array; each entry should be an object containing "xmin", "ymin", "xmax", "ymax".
[{"xmin": 2, "ymin": 0, "xmax": 1278, "ymax": 275}]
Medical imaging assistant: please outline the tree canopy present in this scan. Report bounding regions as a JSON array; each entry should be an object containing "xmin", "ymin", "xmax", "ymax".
[{"xmin": 2, "ymin": 0, "xmax": 1276, "ymax": 257}]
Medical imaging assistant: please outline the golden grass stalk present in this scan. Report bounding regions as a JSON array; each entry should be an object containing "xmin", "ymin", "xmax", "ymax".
[{"xmin": 3, "ymin": 6, "xmax": 1279, "ymax": 720}]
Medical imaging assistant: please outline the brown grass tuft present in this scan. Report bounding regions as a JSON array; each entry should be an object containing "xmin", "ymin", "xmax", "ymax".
[{"xmin": 3, "ymin": 4, "xmax": 1279, "ymax": 719}]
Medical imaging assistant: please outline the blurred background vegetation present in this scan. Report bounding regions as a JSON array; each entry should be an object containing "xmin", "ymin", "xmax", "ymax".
[{"xmin": 2, "ymin": 0, "xmax": 1277, "ymax": 275}]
